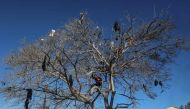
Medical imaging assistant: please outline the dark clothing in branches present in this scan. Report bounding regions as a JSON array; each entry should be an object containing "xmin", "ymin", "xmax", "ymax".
[
  {"xmin": 42, "ymin": 55, "xmax": 47, "ymax": 71},
  {"xmin": 25, "ymin": 89, "xmax": 32, "ymax": 109},
  {"xmin": 69, "ymin": 75, "xmax": 73, "ymax": 87}
]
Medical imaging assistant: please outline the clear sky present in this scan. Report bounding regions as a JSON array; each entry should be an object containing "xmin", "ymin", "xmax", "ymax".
[{"xmin": 0, "ymin": 0, "xmax": 190, "ymax": 109}]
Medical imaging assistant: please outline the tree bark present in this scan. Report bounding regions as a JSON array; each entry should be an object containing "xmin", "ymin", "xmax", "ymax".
[
  {"xmin": 110, "ymin": 91, "xmax": 116, "ymax": 109},
  {"xmin": 91, "ymin": 105, "xmax": 96, "ymax": 109},
  {"xmin": 103, "ymin": 92, "xmax": 110, "ymax": 109}
]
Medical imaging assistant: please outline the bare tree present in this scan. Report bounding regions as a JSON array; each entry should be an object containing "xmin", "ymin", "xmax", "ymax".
[{"xmin": 0, "ymin": 13, "xmax": 189, "ymax": 109}]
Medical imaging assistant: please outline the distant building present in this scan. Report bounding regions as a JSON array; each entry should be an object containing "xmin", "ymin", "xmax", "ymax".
[{"xmin": 167, "ymin": 106, "xmax": 177, "ymax": 109}]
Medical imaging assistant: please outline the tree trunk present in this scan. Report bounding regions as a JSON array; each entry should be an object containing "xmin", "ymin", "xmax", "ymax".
[
  {"xmin": 91, "ymin": 105, "xmax": 96, "ymax": 109},
  {"xmin": 110, "ymin": 91, "xmax": 116, "ymax": 109},
  {"xmin": 103, "ymin": 92, "xmax": 110, "ymax": 109}
]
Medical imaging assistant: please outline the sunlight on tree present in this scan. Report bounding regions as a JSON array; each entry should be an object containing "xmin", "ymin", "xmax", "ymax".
[{"xmin": 0, "ymin": 12, "xmax": 190, "ymax": 109}]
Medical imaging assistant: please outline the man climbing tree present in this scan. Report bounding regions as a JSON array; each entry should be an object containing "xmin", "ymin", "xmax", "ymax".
[
  {"xmin": 91, "ymin": 74, "xmax": 102, "ymax": 87},
  {"xmin": 0, "ymin": 13, "xmax": 189, "ymax": 109}
]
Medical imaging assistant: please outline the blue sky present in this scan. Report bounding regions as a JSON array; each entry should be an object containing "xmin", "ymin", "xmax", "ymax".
[{"xmin": 0, "ymin": 0, "xmax": 190, "ymax": 108}]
